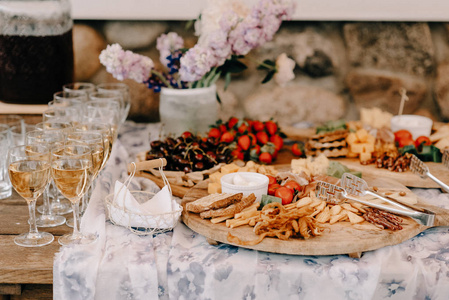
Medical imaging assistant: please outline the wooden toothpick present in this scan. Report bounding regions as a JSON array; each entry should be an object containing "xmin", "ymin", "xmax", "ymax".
[{"xmin": 398, "ymin": 88, "xmax": 409, "ymax": 116}]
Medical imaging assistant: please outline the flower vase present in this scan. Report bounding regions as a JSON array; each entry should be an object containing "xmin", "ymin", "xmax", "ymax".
[{"xmin": 159, "ymin": 85, "xmax": 218, "ymax": 137}]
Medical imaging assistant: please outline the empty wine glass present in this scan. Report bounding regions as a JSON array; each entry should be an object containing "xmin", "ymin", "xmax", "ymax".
[
  {"xmin": 97, "ymin": 82, "xmax": 130, "ymax": 123},
  {"xmin": 25, "ymin": 130, "xmax": 67, "ymax": 226},
  {"xmin": 8, "ymin": 144, "xmax": 54, "ymax": 247},
  {"xmin": 51, "ymin": 145, "xmax": 97, "ymax": 245},
  {"xmin": 63, "ymin": 82, "xmax": 96, "ymax": 96},
  {"xmin": 42, "ymin": 107, "xmax": 81, "ymax": 126},
  {"xmin": 83, "ymin": 99, "xmax": 121, "ymax": 143}
]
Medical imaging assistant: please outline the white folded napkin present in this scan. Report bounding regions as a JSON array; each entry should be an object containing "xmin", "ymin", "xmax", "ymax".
[{"xmin": 110, "ymin": 180, "xmax": 181, "ymax": 229}]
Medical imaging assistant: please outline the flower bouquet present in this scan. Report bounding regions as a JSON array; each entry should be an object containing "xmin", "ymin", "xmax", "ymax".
[{"xmin": 99, "ymin": 0, "xmax": 297, "ymax": 92}]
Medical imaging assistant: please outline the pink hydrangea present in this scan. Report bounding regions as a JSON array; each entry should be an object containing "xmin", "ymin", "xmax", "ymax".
[
  {"xmin": 179, "ymin": 45, "xmax": 215, "ymax": 82},
  {"xmin": 156, "ymin": 32, "xmax": 184, "ymax": 68},
  {"xmin": 99, "ymin": 43, "xmax": 154, "ymax": 83}
]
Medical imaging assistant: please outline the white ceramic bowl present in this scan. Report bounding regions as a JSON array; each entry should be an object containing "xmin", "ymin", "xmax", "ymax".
[
  {"xmin": 221, "ymin": 172, "xmax": 269, "ymax": 202},
  {"xmin": 390, "ymin": 114, "xmax": 433, "ymax": 140}
]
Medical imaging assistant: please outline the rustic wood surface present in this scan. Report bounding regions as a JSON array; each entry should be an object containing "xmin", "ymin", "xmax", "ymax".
[
  {"xmin": 0, "ymin": 190, "xmax": 71, "ymax": 298},
  {"xmin": 181, "ymin": 177, "xmax": 449, "ymax": 256}
]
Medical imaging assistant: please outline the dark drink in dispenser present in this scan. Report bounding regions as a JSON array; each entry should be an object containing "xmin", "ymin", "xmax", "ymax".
[{"xmin": 0, "ymin": 0, "xmax": 74, "ymax": 105}]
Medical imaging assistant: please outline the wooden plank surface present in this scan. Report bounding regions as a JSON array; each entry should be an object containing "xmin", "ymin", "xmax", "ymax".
[
  {"xmin": 0, "ymin": 190, "xmax": 68, "ymax": 286},
  {"xmin": 181, "ymin": 177, "xmax": 449, "ymax": 256}
]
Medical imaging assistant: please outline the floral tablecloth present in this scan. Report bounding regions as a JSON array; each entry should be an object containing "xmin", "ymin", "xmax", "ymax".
[{"xmin": 54, "ymin": 122, "xmax": 449, "ymax": 300}]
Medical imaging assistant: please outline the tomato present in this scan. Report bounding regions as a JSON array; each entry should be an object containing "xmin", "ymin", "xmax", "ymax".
[
  {"xmin": 238, "ymin": 135, "xmax": 251, "ymax": 151},
  {"xmin": 220, "ymin": 132, "xmax": 234, "ymax": 143},
  {"xmin": 252, "ymin": 120, "xmax": 265, "ymax": 132},
  {"xmin": 394, "ymin": 129, "xmax": 412, "ymax": 143},
  {"xmin": 275, "ymin": 187, "xmax": 294, "ymax": 205},
  {"xmin": 270, "ymin": 134, "xmax": 284, "ymax": 151},
  {"xmin": 415, "ymin": 136, "xmax": 431, "ymax": 148},
  {"xmin": 208, "ymin": 128, "xmax": 221, "ymax": 139},
  {"xmin": 292, "ymin": 142, "xmax": 304, "ymax": 157},
  {"xmin": 265, "ymin": 121, "xmax": 278, "ymax": 136},
  {"xmin": 268, "ymin": 183, "xmax": 281, "ymax": 196},
  {"xmin": 284, "ymin": 180, "xmax": 302, "ymax": 193},
  {"xmin": 398, "ymin": 137, "xmax": 414, "ymax": 148},
  {"xmin": 256, "ymin": 131, "xmax": 269, "ymax": 145},
  {"xmin": 259, "ymin": 152, "xmax": 272, "ymax": 164},
  {"xmin": 266, "ymin": 175, "xmax": 277, "ymax": 185},
  {"xmin": 227, "ymin": 117, "xmax": 239, "ymax": 129}
]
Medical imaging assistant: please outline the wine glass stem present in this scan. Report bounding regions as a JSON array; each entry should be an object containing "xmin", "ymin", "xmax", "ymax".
[
  {"xmin": 72, "ymin": 200, "xmax": 81, "ymax": 236},
  {"xmin": 42, "ymin": 184, "xmax": 51, "ymax": 215},
  {"xmin": 27, "ymin": 199, "xmax": 39, "ymax": 236}
]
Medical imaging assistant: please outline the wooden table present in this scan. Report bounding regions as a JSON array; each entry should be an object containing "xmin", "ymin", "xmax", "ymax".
[{"xmin": 0, "ymin": 191, "xmax": 71, "ymax": 299}]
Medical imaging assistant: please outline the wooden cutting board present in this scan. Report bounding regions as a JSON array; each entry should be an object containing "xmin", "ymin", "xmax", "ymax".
[{"xmin": 181, "ymin": 175, "xmax": 449, "ymax": 256}]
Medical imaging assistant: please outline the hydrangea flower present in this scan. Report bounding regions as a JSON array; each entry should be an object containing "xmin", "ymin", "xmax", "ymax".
[{"xmin": 99, "ymin": 43, "xmax": 154, "ymax": 83}]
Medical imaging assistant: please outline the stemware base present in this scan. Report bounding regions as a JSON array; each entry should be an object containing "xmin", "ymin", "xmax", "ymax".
[
  {"xmin": 37, "ymin": 200, "xmax": 72, "ymax": 215},
  {"xmin": 14, "ymin": 231, "xmax": 54, "ymax": 247},
  {"xmin": 58, "ymin": 232, "xmax": 97, "ymax": 246},
  {"xmin": 36, "ymin": 215, "xmax": 66, "ymax": 227},
  {"xmin": 65, "ymin": 217, "xmax": 73, "ymax": 228}
]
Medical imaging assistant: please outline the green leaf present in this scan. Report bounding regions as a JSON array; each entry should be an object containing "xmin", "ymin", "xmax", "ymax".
[
  {"xmin": 224, "ymin": 72, "xmax": 232, "ymax": 90},
  {"xmin": 185, "ymin": 19, "xmax": 196, "ymax": 30},
  {"xmin": 261, "ymin": 70, "xmax": 275, "ymax": 84},
  {"xmin": 257, "ymin": 59, "xmax": 276, "ymax": 70},
  {"xmin": 216, "ymin": 92, "xmax": 222, "ymax": 104}
]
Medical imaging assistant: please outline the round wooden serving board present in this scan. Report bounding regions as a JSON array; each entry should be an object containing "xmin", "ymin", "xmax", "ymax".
[{"xmin": 181, "ymin": 177, "xmax": 449, "ymax": 256}]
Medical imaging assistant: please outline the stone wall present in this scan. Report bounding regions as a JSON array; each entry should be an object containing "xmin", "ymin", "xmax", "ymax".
[{"xmin": 74, "ymin": 20, "xmax": 449, "ymax": 126}]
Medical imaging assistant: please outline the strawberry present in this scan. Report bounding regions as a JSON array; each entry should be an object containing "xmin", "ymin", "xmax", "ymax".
[
  {"xmin": 259, "ymin": 152, "xmax": 272, "ymax": 164},
  {"xmin": 265, "ymin": 121, "xmax": 278, "ymax": 136},
  {"xmin": 231, "ymin": 148, "xmax": 245, "ymax": 160},
  {"xmin": 292, "ymin": 142, "xmax": 304, "ymax": 157},
  {"xmin": 269, "ymin": 134, "xmax": 284, "ymax": 151},
  {"xmin": 237, "ymin": 122, "xmax": 248, "ymax": 134},
  {"xmin": 220, "ymin": 131, "xmax": 234, "ymax": 143},
  {"xmin": 256, "ymin": 131, "xmax": 269, "ymax": 145},
  {"xmin": 252, "ymin": 120, "xmax": 264, "ymax": 132},
  {"xmin": 238, "ymin": 135, "xmax": 251, "ymax": 151},
  {"xmin": 219, "ymin": 124, "xmax": 227, "ymax": 133},
  {"xmin": 248, "ymin": 133, "xmax": 257, "ymax": 146},
  {"xmin": 208, "ymin": 128, "xmax": 221, "ymax": 139},
  {"xmin": 227, "ymin": 117, "xmax": 239, "ymax": 129}
]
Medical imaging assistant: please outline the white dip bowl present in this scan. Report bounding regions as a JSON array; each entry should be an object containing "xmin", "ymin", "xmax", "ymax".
[
  {"xmin": 390, "ymin": 115, "xmax": 433, "ymax": 140},
  {"xmin": 221, "ymin": 172, "xmax": 269, "ymax": 202}
]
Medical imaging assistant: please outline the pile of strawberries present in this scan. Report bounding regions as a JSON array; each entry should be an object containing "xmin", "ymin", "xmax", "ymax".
[{"xmin": 208, "ymin": 117, "xmax": 286, "ymax": 164}]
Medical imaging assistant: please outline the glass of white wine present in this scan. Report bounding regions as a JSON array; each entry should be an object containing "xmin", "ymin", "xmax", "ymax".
[
  {"xmin": 65, "ymin": 132, "xmax": 105, "ymax": 227},
  {"xmin": 51, "ymin": 145, "xmax": 97, "ymax": 245},
  {"xmin": 26, "ymin": 129, "xmax": 71, "ymax": 222},
  {"xmin": 74, "ymin": 123, "xmax": 113, "ymax": 169},
  {"xmin": 8, "ymin": 144, "xmax": 54, "ymax": 247}
]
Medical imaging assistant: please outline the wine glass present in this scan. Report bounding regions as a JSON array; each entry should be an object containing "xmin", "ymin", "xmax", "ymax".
[
  {"xmin": 42, "ymin": 107, "xmax": 81, "ymax": 126},
  {"xmin": 74, "ymin": 123, "xmax": 113, "ymax": 170},
  {"xmin": 8, "ymin": 144, "xmax": 54, "ymax": 247},
  {"xmin": 82, "ymin": 99, "xmax": 121, "ymax": 143},
  {"xmin": 97, "ymin": 82, "xmax": 130, "ymax": 124},
  {"xmin": 65, "ymin": 131, "xmax": 105, "ymax": 227},
  {"xmin": 63, "ymin": 82, "xmax": 96, "ymax": 96},
  {"xmin": 25, "ymin": 130, "xmax": 67, "ymax": 226},
  {"xmin": 51, "ymin": 145, "xmax": 97, "ymax": 245}
]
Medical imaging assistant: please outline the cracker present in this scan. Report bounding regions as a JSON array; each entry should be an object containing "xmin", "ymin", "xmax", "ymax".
[
  {"xmin": 186, "ymin": 193, "xmax": 243, "ymax": 213},
  {"xmin": 200, "ymin": 193, "xmax": 256, "ymax": 219}
]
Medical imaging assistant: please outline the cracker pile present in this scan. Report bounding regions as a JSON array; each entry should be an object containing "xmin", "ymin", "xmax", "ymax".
[{"xmin": 306, "ymin": 129, "xmax": 349, "ymax": 158}]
